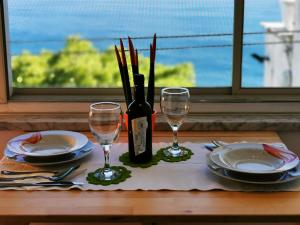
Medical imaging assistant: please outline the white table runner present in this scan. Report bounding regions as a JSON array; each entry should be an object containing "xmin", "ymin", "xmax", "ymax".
[{"xmin": 1, "ymin": 142, "xmax": 300, "ymax": 191}]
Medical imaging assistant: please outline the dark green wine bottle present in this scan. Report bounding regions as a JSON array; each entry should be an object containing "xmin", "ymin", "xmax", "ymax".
[{"xmin": 127, "ymin": 74, "xmax": 152, "ymax": 163}]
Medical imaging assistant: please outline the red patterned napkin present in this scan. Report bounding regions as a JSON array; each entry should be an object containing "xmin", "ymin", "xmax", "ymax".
[
  {"xmin": 263, "ymin": 144, "xmax": 298, "ymax": 163},
  {"xmin": 9, "ymin": 132, "xmax": 42, "ymax": 151},
  {"xmin": 20, "ymin": 132, "xmax": 42, "ymax": 145}
]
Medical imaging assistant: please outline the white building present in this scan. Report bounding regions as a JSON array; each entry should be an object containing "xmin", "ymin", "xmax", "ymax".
[
  {"xmin": 293, "ymin": 0, "xmax": 300, "ymax": 85},
  {"xmin": 262, "ymin": 0, "xmax": 300, "ymax": 87}
]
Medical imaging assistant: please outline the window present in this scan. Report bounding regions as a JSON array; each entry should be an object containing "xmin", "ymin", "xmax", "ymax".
[
  {"xmin": 1, "ymin": 0, "xmax": 300, "ymax": 102},
  {"xmin": 6, "ymin": 0, "xmax": 234, "ymax": 90}
]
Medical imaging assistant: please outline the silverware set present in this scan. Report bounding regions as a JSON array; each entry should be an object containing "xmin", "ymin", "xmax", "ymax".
[
  {"xmin": 205, "ymin": 140, "xmax": 247, "ymax": 151},
  {"xmin": 0, "ymin": 165, "xmax": 82, "ymax": 188}
]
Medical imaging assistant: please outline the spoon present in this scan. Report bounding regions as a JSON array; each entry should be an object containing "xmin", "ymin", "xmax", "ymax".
[{"xmin": 1, "ymin": 169, "xmax": 58, "ymax": 175}]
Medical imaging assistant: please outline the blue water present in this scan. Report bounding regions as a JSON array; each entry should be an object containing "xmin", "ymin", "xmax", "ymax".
[{"xmin": 7, "ymin": 0, "xmax": 281, "ymax": 87}]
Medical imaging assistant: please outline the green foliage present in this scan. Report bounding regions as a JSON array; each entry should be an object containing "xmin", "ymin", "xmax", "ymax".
[{"xmin": 12, "ymin": 36, "xmax": 196, "ymax": 88}]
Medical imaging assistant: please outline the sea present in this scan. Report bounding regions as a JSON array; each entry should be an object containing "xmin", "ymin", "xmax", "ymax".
[{"xmin": 7, "ymin": 0, "xmax": 281, "ymax": 87}]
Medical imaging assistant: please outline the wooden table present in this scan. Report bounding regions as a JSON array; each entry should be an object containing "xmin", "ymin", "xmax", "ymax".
[{"xmin": 0, "ymin": 131, "xmax": 299, "ymax": 225}]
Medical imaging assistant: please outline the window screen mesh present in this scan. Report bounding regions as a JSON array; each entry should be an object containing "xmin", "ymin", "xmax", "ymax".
[{"xmin": 7, "ymin": 0, "xmax": 234, "ymax": 88}]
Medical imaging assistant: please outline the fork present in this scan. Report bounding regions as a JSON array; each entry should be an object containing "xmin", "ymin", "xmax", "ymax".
[{"xmin": 0, "ymin": 165, "xmax": 80, "ymax": 182}]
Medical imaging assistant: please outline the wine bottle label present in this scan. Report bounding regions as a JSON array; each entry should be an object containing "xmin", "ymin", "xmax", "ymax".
[{"xmin": 131, "ymin": 116, "xmax": 148, "ymax": 156}]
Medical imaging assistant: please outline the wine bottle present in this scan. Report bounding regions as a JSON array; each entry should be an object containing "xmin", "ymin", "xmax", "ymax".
[{"xmin": 127, "ymin": 74, "xmax": 152, "ymax": 163}]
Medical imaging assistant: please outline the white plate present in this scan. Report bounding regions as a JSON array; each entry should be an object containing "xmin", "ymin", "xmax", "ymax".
[
  {"xmin": 5, "ymin": 141, "xmax": 94, "ymax": 166},
  {"xmin": 209, "ymin": 143, "xmax": 299, "ymax": 174},
  {"xmin": 207, "ymin": 159, "xmax": 300, "ymax": 185},
  {"xmin": 7, "ymin": 131, "xmax": 88, "ymax": 157}
]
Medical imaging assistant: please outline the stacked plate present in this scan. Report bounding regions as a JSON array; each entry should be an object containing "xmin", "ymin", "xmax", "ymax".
[
  {"xmin": 5, "ymin": 130, "xmax": 94, "ymax": 166},
  {"xmin": 207, "ymin": 143, "xmax": 300, "ymax": 184}
]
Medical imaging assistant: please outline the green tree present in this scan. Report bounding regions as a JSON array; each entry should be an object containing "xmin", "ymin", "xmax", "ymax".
[{"xmin": 12, "ymin": 36, "xmax": 196, "ymax": 88}]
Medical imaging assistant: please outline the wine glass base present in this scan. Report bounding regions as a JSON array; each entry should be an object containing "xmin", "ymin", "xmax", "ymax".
[
  {"xmin": 163, "ymin": 147, "xmax": 188, "ymax": 158},
  {"xmin": 94, "ymin": 168, "xmax": 120, "ymax": 181}
]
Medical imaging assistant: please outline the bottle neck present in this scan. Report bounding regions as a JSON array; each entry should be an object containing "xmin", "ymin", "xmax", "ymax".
[{"xmin": 134, "ymin": 84, "xmax": 145, "ymax": 103}]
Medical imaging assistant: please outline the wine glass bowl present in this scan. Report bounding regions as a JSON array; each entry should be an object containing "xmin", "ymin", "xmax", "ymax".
[
  {"xmin": 89, "ymin": 102, "xmax": 122, "ymax": 181},
  {"xmin": 160, "ymin": 87, "xmax": 190, "ymax": 157}
]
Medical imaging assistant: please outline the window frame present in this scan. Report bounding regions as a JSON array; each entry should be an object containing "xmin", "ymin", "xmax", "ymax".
[
  {"xmin": 1, "ymin": 0, "xmax": 300, "ymax": 107},
  {"xmin": 0, "ymin": 0, "xmax": 8, "ymax": 104}
]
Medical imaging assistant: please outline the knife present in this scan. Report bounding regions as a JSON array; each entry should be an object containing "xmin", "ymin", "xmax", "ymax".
[{"xmin": 0, "ymin": 181, "xmax": 83, "ymax": 188}]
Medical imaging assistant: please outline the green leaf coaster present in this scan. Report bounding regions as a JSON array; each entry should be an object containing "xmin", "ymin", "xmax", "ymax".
[
  {"xmin": 86, "ymin": 166, "xmax": 131, "ymax": 186},
  {"xmin": 157, "ymin": 146, "xmax": 194, "ymax": 162},
  {"xmin": 119, "ymin": 152, "xmax": 160, "ymax": 168}
]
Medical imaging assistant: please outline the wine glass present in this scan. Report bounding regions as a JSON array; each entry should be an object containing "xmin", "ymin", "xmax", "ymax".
[
  {"xmin": 89, "ymin": 102, "xmax": 122, "ymax": 181},
  {"xmin": 160, "ymin": 87, "xmax": 190, "ymax": 157}
]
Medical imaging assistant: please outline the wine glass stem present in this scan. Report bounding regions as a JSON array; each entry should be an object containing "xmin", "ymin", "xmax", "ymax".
[
  {"xmin": 102, "ymin": 144, "xmax": 111, "ymax": 171},
  {"xmin": 172, "ymin": 126, "xmax": 179, "ymax": 150}
]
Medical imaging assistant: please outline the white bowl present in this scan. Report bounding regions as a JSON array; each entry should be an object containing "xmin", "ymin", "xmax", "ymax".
[{"xmin": 7, "ymin": 130, "xmax": 88, "ymax": 157}]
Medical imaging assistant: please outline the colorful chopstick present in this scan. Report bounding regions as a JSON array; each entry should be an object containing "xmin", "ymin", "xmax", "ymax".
[
  {"xmin": 120, "ymin": 39, "xmax": 132, "ymax": 107},
  {"xmin": 147, "ymin": 34, "xmax": 156, "ymax": 112},
  {"xmin": 135, "ymin": 49, "xmax": 139, "ymax": 74},
  {"xmin": 128, "ymin": 36, "xmax": 138, "ymax": 75},
  {"xmin": 115, "ymin": 45, "xmax": 129, "ymax": 108}
]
